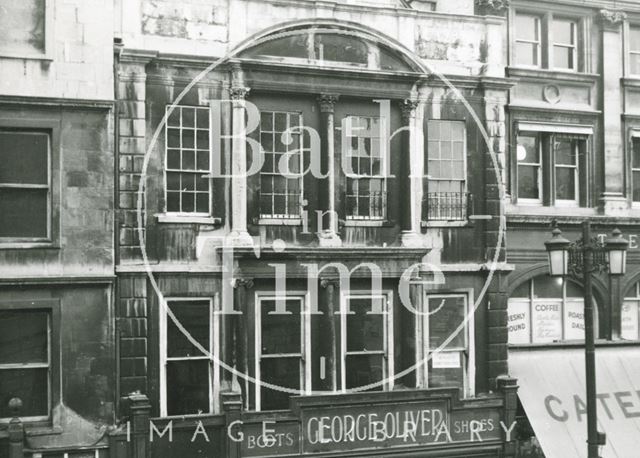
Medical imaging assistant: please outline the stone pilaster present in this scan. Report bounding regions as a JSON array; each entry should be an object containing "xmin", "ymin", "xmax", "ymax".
[
  {"xmin": 118, "ymin": 276, "xmax": 148, "ymax": 397},
  {"xmin": 233, "ymin": 277, "xmax": 254, "ymax": 409},
  {"xmin": 400, "ymin": 99, "xmax": 424, "ymax": 247},
  {"xmin": 320, "ymin": 279, "xmax": 339, "ymax": 391}
]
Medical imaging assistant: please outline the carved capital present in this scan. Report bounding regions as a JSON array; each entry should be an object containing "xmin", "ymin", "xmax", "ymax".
[
  {"xmin": 475, "ymin": 0, "xmax": 510, "ymax": 12},
  {"xmin": 400, "ymin": 99, "xmax": 420, "ymax": 122},
  {"xmin": 599, "ymin": 9, "xmax": 627, "ymax": 29},
  {"xmin": 318, "ymin": 94, "xmax": 339, "ymax": 113},
  {"xmin": 233, "ymin": 278, "xmax": 254, "ymax": 289},
  {"xmin": 320, "ymin": 278, "xmax": 339, "ymax": 289},
  {"xmin": 230, "ymin": 86, "xmax": 250, "ymax": 101}
]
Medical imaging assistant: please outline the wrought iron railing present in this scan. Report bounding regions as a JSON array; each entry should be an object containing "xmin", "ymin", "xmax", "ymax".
[{"xmin": 423, "ymin": 192, "xmax": 471, "ymax": 222}]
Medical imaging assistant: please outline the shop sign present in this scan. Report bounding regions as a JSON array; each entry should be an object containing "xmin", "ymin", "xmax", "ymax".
[{"xmin": 238, "ymin": 421, "xmax": 300, "ymax": 457}]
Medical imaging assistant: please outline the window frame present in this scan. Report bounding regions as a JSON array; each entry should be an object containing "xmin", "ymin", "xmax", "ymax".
[
  {"xmin": 344, "ymin": 115, "xmax": 388, "ymax": 221},
  {"xmin": 630, "ymin": 131, "xmax": 640, "ymax": 207},
  {"xmin": 626, "ymin": 23, "xmax": 640, "ymax": 77},
  {"xmin": 514, "ymin": 13, "xmax": 542, "ymax": 68},
  {"xmin": 163, "ymin": 105, "xmax": 212, "ymax": 217},
  {"xmin": 553, "ymin": 136, "xmax": 580, "ymax": 207},
  {"xmin": 515, "ymin": 133, "xmax": 543, "ymax": 205},
  {"xmin": 254, "ymin": 292, "xmax": 311, "ymax": 411},
  {"xmin": 551, "ymin": 17, "xmax": 578, "ymax": 72},
  {"xmin": 258, "ymin": 110, "xmax": 305, "ymax": 220},
  {"xmin": 622, "ymin": 282, "xmax": 640, "ymax": 341},
  {"xmin": 0, "ymin": 0, "xmax": 54, "ymax": 60},
  {"xmin": 0, "ymin": 117, "xmax": 60, "ymax": 248},
  {"xmin": 159, "ymin": 297, "xmax": 220, "ymax": 417},
  {"xmin": 339, "ymin": 291, "xmax": 394, "ymax": 393},
  {"xmin": 418, "ymin": 291, "xmax": 475, "ymax": 398},
  {"xmin": 0, "ymin": 299, "xmax": 60, "ymax": 424}
]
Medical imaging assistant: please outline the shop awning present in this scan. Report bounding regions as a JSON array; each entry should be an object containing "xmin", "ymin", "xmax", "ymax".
[{"xmin": 510, "ymin": 346, "xmax": 640, "ymax": 458}]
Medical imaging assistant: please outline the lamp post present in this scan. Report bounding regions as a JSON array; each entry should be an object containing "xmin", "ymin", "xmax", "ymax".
[{"xmin": 545, "ymin": 221, "xmax": 628, "ymax": 458}]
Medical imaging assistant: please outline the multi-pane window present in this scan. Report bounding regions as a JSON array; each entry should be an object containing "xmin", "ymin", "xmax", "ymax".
[
  {"xmin": 345, "ymin": 116, "xmax": 386, "ymax": 220},
  {"xmin": 341, "ymin": 294, "xmax": 392, "ymax": 392},
  {"xmin": 423, "ymin": 294, "xmax": 471, "ymax": 396},
  {"xmin": 0, "ymin": 310, "xmax": 50, "ymax": 420},
  {"xmin": 161, "ymin": 299, "xmax": 218, "ymax": 416},
  {"xmin": 632, "ymin": 137, "xmax": 640, "ymax": 203},
  {"xmin": 165, "ymin": 106, "xmax": 210, "ymax": 214},
  {"xmin": 515, "ymin": 131, "xmax": 585, "ymax": 206},
  {"xmin": 630, "ymin": 26, "xmax": 640, "ymax": 76},
  {"xmin": 552, "ymin": 19, "xmax": 577, "ymax": 70},
  {"xmin": 508, "ymin": 277, "xmax": 590, "ymax": 344},
  {"xmin": 256, "ymin": 297, "xmax": 306, "ymax": 410},
  {"xmin": 622, "ymin": 282, "xmax": 640, "ymax": 340},
  {"xmin": 0, "ymin": 130, "xmax": 50, "ymax": 240},
  {"xmin": 425, "ymin": 120, "xmax": 467, "ymax": 221},
  {"xmin": 259, "ymin": 112, "xmax": 304, "ymax": 218},
  {"xmin": 514, "ymin": 14, "xmax": 541, "ymax": 67}
]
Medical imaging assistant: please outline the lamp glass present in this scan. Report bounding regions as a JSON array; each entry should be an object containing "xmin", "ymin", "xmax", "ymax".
[
  {"xmin": 607, "ymin": 250, "xmax": 626, "ymax": 275},
  {"xmin": 548, "ymin": 249, "xmax": 568, "ymax": 277}
]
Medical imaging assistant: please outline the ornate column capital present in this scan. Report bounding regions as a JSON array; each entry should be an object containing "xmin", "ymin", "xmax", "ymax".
[
  {"xmin": 475, "ymin": 0, "xmax": 510, "ymax": 14},
  {"xmin": 233, "ymin": 278, "xmax": 254, "ymax": 289},
  {"xmin": 318, "ymin": 94, "xmax": 339, "ymax": 113},
  {"xmin": 401, "ymin": 99, "xmax": 420, "ymax": 122},
  {"xmin": 320, "ymin": 278, "xmax": 340, "ymax": 289},
  {"xmin": 230, "ymin": 86, "xmax": 250, "ymax": 101},
  {"xmin": 599, "ymin": 9, "xmax": 627, "ymax": 29}
]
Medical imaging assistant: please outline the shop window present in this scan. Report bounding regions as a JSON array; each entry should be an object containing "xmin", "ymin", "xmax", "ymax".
[
  {"xmin": 340, "ymin": 293, "xmax": 393, "ymax": 392},
  {"xmin": 424, "ymin": 120, "xmax": 468, "ymax": 221},
  {"xmin": 255, "ymin": 296, "xmax": 307, "ymax": 410},
  {"xmin": 0, "ymin": 0, "xmax": 51, "ymax": 58},
  {"xmin": 160, "ymin": 299, "xmax": 219, "ymax": 416},
  {"xmin": 0, "ymin": 130, "xmax": 50, "ymax": 240},
  {"xmin": 622, "ymin": 282, "xmax": 640, "ymax": 340},
  {"xmin": 515, "ymin": 131, "xmax": 588, "ymax": 207},
  {"xmin": 259, "ymin": 111, "xmax": 304, "ymax": 219},
  {"xmin": 421, "ymin": 294, "xmax": 473, "ymax": 397},
  {"xmin": 512, "ymin": 11, "xmax": 582, "ymax": 72},
  {"xmin": 631, "ymin": 136, "xmax": 640, "ymax": 204},
  {"xmin": 630, "ymin": 26, "xmax": 640, "ymax": 76},
  {"xmin": 507, "ymin": 277, "xmax": 593, "ymax": 344},
  {"xmin": 345, "ymin": 116, "xmax": 386, "ymax": 220},
  {"xmin": 0, "ymin": 309, "xmax": 50, "ymax": 420},
  {"xmin": 165, "ymin": 106, "xmax": 211, "ymax": 215}
]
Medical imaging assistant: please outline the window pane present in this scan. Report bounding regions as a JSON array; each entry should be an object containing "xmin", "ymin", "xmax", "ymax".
[
  {"xmin": 261, "ymin": 300, "xmax": 301, "ymax": 354},
  {"xmin": 511, "ymin": 280, "xmax": 531, "ymax": 298},
  {"xmin": 518, "ymin": 165, "xmax": 540, "ymax": 199},
  {"xmin": 517, "ymin": 135, "xmax": 539, "ymax": 163},
  {"xmin": 166, "ymin": 360, "xmax": 209, "ymax": 415},
  {"xmin": 261, "ymin": 357, "xmax": 300, "ymax": 410},
  {"xmin": 633, "ymin": 172, "xmax": 640, "ymax": 202},
  {"xmin": 0, "ymin": 0, "xmax": 45, "ymax": 56},
  {"xmin": 553, "ymin": 19, "xmax": 575, "ymax": 45},
  {"xmin": 0, "ymin": 131, "xmax": 48, "ymax": 184},
  {"xmin": 555, "ymin": 167, "xmax": 576, "ymax": 200},
  {"xmin": 0, "ymin": 368, "xmax": 48, "ymax": 418},
  {"xmin": 533, "ymin": 276, "xmax": 563, "ymax": 298},
  {"xmin": 345, "ymin": 354, "xmax": 384, "ymax": 390},
  {"xmin": 427, "ymin": 352, "xmax": 464, "ymax": 390},
  {"xmin": 555, "ymin": 139, "xmax": 576, "ymax": 164},
  {"xmin": 0, "ymin": 188, "xmax": 48, "ymax": 238},
  {"xmin": 631, "ymin": 27, "xmax": 640, "ymax": 52},
  {"xmin": 515, "ymin": 14, "xmax": 539, "ymax": 41},
  {"xmin": 633, "ymin": 138, "xmax": 640, "ymax": 169},
  {"xmin": 631, "ymin": 54, "xmax": 640, "ymax": 76},
  {"xmin": 346, "ymin": 298, "xmax": 384, "ymax": 352},
  {"xmin": 553, "ymin": 45, "xmax": 574, "ymax": 69},
  {"xmin": 621, "ymin": 301, "xmax": 639, "ymax": 340},
  {"xmin": 429, "ymin": 296, "xmax": 466, "ymax": 349},
  {"xmin": 167, "ymin": 301, "xmax": 210, "ymax": 358},
  {"xmin": 531, "ymin": 301, "xmax": 562, "ymax": 343},
  {"xmin": 565, "ymin": 280, "xmax": 583, "ymax": 298},
  {"xmin": 515, "ymin": 42, "xmax": 539, "ymax": 66},
  {"xmin": 0, "ymin": 311, "xmax": 48, "ymax": 364},
  {"xmin": 315, "ymin": 34, "xmax": 368, "ymax": 64}
]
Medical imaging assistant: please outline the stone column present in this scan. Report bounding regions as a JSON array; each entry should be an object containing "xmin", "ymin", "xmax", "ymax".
[
  {"xmin": 400, "ymin": 99, "xmax": 424, "ymax": 247},
  {"xmin": 233, "ymin": 277, "xmax": 253, "ymax": 409},
  {"xmin": 127, "ymin": 393, "xmax": 151, "ymax": 458},
  {"xmin": 320, "ymin": 279, "xmax": 338, "ymax": 391},
  {"xmin": 600, "ymin": 10, "xmax": 628, "ymax": 215},
  {"xmin": 229, "ymin": 65, "xmax": 253, "ymax": 245},
  {"xmin": 497, "ymin": 376, "xmax": 519, "ymax": 458},
  {"xmin": 8, "ymin": 398, "xmax": 24, "ymax": 458},
  {"xmin": 222, "ymin": 392, "xmax": 243, "ymax": 458},
  {"xmin": 317, "ymin": 94, "xmax": 342, "ymax": 247}
]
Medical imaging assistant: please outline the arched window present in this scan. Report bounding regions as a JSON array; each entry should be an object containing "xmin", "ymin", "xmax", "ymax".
[
  {"xmin": 622, "ymin": 282, "xmax": 640, "ymax": 340},
  {"xmin": 507, "ymin": 276, "xmax": 596, "ymax": 344}
]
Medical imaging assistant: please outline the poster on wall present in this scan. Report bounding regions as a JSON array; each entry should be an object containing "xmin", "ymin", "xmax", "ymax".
[
  {"xmin": 563, "ymin": 299, "xmax": 585, "ymax": 341},
  {"xmin": 507, "ymin": 300, "xmax": 530, "ymax": 344},
  {"xmin": 622, "ymin": 301, "xmax": 639, "ymax": 340},
  {"xmin": 531, "ymin": 301, "xmax": 562, "ymax": 343}
]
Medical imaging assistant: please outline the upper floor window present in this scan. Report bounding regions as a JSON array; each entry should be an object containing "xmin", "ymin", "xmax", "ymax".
[
  {"xmin": 508, "ymin": 277, "xmax": 592, "ymax": 344},
  {"xmin": 622, "ymin": 282, "xmax": 640, "ymax": 340},
  {"xmin": 630, "ymin": 26, "xmax": 640, "ymax": 76},
  {"xmin": 631, "ymin": 135, "xmax": 640, "ymax": 204},
  {"xmin": 515, "ymin": 126, "xmax": 589, "ymax": 207},
  {"xmin": 160, "ymin": 298, "xmax": 219, "ymax": 416},
  {"xmin": 165, "ymin": 106, "xmax": 211, "ymax": 215},
  {"xmin": 0, "ymin": 130, "xmax": 50, "ymax": 241},
  {"xmin": 513, "ymin": 12, "xmax": 581, "ymax": 72},
  {"xmin": 259, "ymin": 111, "xmax": 304, "ymax": 219},
  {"xmin": 424, "ymin": 120, "xmax": 469, "ymax": 221},
  {"xmin": 0, "ymin": 0, "xmax": 50, "ymax": 59},
  {"xmin": 0, "ymin": 309, "xmax": 50, "ymax": 420},
  {"xmin": 345, "ymin": 116, "xmax": 386, "ymax": 220}
]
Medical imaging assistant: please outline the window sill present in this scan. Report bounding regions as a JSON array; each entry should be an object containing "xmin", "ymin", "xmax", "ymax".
[
  {"xmin": 422, "ymin": 220, "xmax": 469, "ymax": 228},
  {"xmin": 0, "ymin": 53, "xmax": 53, "ymax": 62},
  {"xmin": 506, "ymin": 203, "xmax": 595, "ymax": 216},
  {"xmin": 506, "ymin": 66, "xmax": 599, "ymax": 83},
  {"xmin": 0, "ymin": 241, "xmax": 56, "ymax": 250},
  {"xmin": 155, "ymin": 214, "xmax": 221, "ymax": 225},
  {"xmin": 257, "ymin": 218, "xmax": 301, "ymax": 226},
  {"xmin": 343, "ymin": 219, "xmax": 386, "ymax": 227}
]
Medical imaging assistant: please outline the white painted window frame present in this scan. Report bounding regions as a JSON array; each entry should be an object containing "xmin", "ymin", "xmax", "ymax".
[
  {"xmin": 254, "ymin": 292, "xmax": 311, "ymax": 411},
  {"xmin": 339, "ymin": 291, "xmax": 394, "ymax": 393},
  {"xmin": 516, "ymin": 132, "xmax": 543, "ymax": 206},
  {"xmin": 159, "ymin": 297, "xmax": 220, "ymax": 417},
  {"xmin": 552, "ymin": 18, "xmax": 578, "ymax": 72},
  {"xmin": 630, "ymin": 131, "xmax": 640, "ymax": 207},
  {"xmin": 514, "ymin": 12, "xmax": 542, "ymax": 68},
  {"xmin": 622, "ymin": 282, "xmax": 640, "ymax": 340}
]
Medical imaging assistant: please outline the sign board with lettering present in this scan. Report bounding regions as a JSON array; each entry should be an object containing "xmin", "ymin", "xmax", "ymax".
[{"xmin": 240, "ymin": 420, "xmax": 300, "ymax": 457}]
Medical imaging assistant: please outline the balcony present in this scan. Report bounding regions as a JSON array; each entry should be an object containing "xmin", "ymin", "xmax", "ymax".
[{"xmin": 423, "ymin": 192, "xmax": 472, "ymax": 222}]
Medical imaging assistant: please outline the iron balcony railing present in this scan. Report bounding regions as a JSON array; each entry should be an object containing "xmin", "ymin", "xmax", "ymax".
[{"xmin": 423, "ymin": 192, "xmax": 472, "ymax": 222}]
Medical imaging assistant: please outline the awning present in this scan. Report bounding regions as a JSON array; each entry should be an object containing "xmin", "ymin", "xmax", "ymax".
[
  {"xmin": 516, "ymin": 122, "xmax": 593, "ymax": 135},
  {"xmin": 510, "ymin": 347, "xmax": 640, "ymax": 458}
]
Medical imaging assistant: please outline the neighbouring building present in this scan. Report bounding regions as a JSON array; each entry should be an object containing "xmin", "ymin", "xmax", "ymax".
[
  {"xmin": 0, "ymin": 0, "xmax": 117, "ymax": 457},
  {"xmin": 503, "ymin": 1, "xmax": 640, "ymax": 457}
]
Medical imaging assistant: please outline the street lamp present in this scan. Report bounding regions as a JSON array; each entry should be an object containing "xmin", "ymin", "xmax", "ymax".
[{"xmin": 544, "ymin": 221, "xmax": 628, "ymax": 458}]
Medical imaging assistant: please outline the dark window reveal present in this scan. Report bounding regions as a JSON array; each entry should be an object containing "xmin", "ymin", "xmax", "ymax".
[
  {"xmin": 0, "ymin": 130, "xmax": 50, "ymax": 239},
  {"xmin": 632, "ymin": 137, "xmax": 640, "ymax": 202}
]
